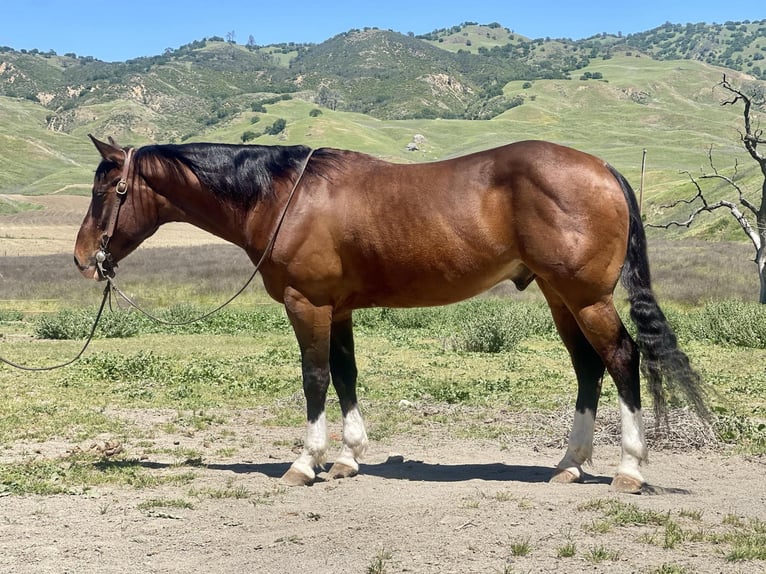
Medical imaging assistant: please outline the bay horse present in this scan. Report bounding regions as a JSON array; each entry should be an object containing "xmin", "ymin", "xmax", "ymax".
[{"xmin": 74, "ymin": 136, "xmax": 707, "ymax": 493}]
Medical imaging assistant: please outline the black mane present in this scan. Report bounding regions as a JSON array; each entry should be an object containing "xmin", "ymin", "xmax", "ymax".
[{"xmin": 135, "ymin": 143, "xmax": 315, "ymax": 204}]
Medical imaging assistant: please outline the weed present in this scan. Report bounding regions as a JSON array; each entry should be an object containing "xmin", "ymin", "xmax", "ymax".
[
  {"xmin": 651, "ymin": 564, "xmax": 691, "ymax": 574},
  {"xmin": 578, "ymin": 498, "xmax": 669, "ymax": 527},
  {"xmin": 492, "ymin": 490, "xmax": 516, "ymax": 502},
  {"xmin": 366, "ymin": 549, "xmax": 393, "ymax": 574},
  {"xmin": 196, "ymin": 485, "xmax": 250, "ymax": 499},
  {"xmin": 509, "ymin": 538, "xmax": 531, "ymax": 556},
  {"xmin": 678, "ymin": 508, "xmax": 703, "ymax": 521},
  {"xmin": 585, "ymin": 545, "xmax": 619, "ymax": 563},
  {"xmin": 556, "ymin": 542, "xmax": 576, "ymax": 558},
  {"xmin": 663, "ymin": 520, "xmax": 685, "ymax": 549},
  {"xmin": 138, "ymin": 498, "xmax": 194, "ymax": 511},
  {"xmin": 722, "ymin": 517, "xmax": 766, "ymax": 561}
]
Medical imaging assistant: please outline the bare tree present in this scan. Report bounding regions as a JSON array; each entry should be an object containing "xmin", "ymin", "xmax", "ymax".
[{"xmin": 648, "ymin": 75, "xmax": 766, "ymax": 302}]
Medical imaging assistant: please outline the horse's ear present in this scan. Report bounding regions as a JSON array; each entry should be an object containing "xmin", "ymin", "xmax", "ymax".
[{"xmin": 88, "ymin": 134, "xmax": 124, "ymax": 163}]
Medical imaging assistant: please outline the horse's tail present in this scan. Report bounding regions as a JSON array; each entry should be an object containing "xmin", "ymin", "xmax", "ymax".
[{"xmin": 607, "ymin": 165, "xmax": 710, "ymax": 423}]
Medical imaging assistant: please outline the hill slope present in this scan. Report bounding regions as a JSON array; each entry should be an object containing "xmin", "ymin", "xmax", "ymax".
[{"xmin": 1, "ymin": 21, "xmax": 765, "ymax": 242}]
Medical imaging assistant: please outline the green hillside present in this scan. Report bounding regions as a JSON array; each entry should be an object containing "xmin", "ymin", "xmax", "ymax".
[{"xmin": 1, "ymin": 21, "xmax": 764, "ymax": 240}]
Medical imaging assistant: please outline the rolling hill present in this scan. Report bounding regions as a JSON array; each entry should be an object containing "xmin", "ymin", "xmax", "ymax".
[{"xmin": 1, "ymin": 20, "xmax": 764, "ymax": 240}]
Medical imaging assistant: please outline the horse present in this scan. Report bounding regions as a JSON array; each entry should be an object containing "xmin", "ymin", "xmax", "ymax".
[{"xmin": 74, "ymin": 136, "xmax": 707, "ymax": 493}]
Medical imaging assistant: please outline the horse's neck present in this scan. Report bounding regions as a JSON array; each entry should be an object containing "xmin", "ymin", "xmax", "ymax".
[{"xmin": 149, "ymin": 173, "xmax": 250, "ymax": 248}]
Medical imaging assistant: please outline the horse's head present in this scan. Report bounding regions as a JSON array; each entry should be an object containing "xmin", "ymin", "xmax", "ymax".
[{"xmin": 74, "ymin": 135, "xmax": 159, "ymax": 280}]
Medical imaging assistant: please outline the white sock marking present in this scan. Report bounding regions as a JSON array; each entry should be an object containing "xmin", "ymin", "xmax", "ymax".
[
  {"xmin": 557, "ymin": 409, "xmax": 595, "ymax": 479},
  {"xmin": 616, "ymin": 397, "xmax": 647, "ymax": 481},
  {"xmin": 289, "ymin": 412, "xmax": 328, "ymax": 479},
  {"xmin": 335, "ymin": 405, "xmax": 368, "ymax": 469}
]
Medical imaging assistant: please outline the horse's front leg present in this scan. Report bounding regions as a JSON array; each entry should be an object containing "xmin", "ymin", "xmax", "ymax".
[
  {"xmin": 327, "ymin": 315, "xmax": 368, "ymax": 479},
  {"xmin": 280, "ymin": 288, "xmax": 333, "ymax": 486}
]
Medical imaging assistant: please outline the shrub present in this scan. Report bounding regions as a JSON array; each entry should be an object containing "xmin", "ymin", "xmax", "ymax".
[
  {"xmin": 34, "ymin": 309, "xmax": 142, "ymax": 339},
  {"xmin": 669, "ymin": 300, "xmax": 766, "ymax": 348},
  {"xmin": 447, "ymin": 299, "xmax": 555, "ymax": 353}
]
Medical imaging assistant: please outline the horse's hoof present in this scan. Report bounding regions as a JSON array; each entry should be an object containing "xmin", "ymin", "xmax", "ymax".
[
  {"xmin": 550, "ymin": 468, "xmax": 582, "ymax": 484},
  {"xmin": 612, "ymin": 474, "xmax": 645, "ymax": 494},
  {"xmin": 280, "ymin": 467, "xmax": 314, "ymax": 487},
  {"xmin": 327, "ymin": 462, "xmax": 358, "ymax": 480}
]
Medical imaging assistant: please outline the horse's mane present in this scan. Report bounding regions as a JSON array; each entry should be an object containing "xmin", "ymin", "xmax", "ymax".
[{"xmin": 133, "ymin": 143, "xmax": 342, "ymax": 204}]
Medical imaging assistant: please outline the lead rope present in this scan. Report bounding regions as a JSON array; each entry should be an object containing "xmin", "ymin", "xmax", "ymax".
[
  {"xmin": 0, "ymin": 148, "xmax": 315, "ymax": 369},
  {"xmin": 0, "ymin": 283, "xmax": 111, "ymax": 371}
]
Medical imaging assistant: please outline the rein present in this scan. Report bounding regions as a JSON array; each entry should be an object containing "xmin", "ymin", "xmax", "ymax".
[
  {"xmin": 0, "ymin": 284, "xmax": 111, "ymax": 371},
  {"xmin": 1, "ymin": 147, "xmax": 315, "ymax": 369}
]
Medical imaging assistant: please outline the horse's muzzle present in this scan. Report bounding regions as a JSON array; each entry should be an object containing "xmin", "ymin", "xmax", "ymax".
[{"xmin": 74, "ymin": 254, "xmax": 112, "ymax": 281}]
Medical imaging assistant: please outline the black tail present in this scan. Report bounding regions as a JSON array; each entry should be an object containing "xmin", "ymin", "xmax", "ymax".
[{"xmin": 608, "ymin": 165, "xmax": 710, "ymax": 423}]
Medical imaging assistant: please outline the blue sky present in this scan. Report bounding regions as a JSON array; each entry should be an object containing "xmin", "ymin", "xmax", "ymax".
[{"xmin": 2, "ymin": 0, "xmax": 763, "ymax": 62}]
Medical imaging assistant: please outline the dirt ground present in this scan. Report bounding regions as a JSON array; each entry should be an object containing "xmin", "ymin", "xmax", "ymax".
[
  {"xmin": 2, "ymin": 195, "xmax": 765, "ymax": 573},
  {"xmin": 0, "ymin": 409, "xmax": 765, "ymax": 574}
]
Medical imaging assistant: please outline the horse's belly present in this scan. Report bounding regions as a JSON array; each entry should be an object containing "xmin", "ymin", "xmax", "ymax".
[{"xmin": 355, "ymin": 258, "xmax": 534, "ymax": 309}]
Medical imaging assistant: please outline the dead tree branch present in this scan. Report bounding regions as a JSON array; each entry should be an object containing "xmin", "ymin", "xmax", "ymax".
[
  {"xmin": 646, "ymin": 170, "xmax": 761, "ymax": 251},
  {"xmin": 720, "ymin": 74, "xmax": 766, "ymax": 171}
]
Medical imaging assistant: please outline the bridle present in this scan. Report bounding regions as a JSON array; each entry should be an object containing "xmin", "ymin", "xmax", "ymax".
[
  {"xmin": 96, "ymin": 146, "xmax": 135, "ymax": 279},
  {"xmin": 102, "ymin": 147, "xmax": 316, "ymax": 325},
  {"xmin": 2, "ymin": 146, "xmax": 315, "ymax": 370}
]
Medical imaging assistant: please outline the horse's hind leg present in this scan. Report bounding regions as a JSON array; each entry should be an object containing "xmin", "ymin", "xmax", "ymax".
[
  {"xmin": 539, "ymin": 283, "xmax": 605, "ymax": 484},
  {"xmin": 541, "ymin": 282, "xmax": 647, "ymax": 493},
  {"xmin": 573, "ymin": 297, "xmax": 647, "ymax": 493},
  {"xmin": 327, "ymin": 315, "xmax": 368, "ymax": 479}
]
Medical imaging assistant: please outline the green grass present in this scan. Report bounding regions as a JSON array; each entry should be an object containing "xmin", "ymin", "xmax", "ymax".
[
  {"xmin": 366, "ymin": 549, "xmax": 394, "ymax": 574},
  {"xmin": 576, "ymin": 497, "xmax": 766, "ymax": 563},
  {"xmin": 585, "ymin": 545, "xmax": 620, "ymax": 563},
  {"xmin": 137, "ymin": 497, "xmax": 194, "ymax": 511},
  {"xmin": 508, "ymin": 538, "xmax": 531, "ymax": 556},
  {"xmin": 556, "ymin": 542, "xmax": 576, "ymax": 558},
  {"xmin": 0, "ymin": 453, "xmax": 198, "ymax": 495}
]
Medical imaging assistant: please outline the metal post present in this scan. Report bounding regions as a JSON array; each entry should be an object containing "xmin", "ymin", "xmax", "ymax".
[{"xmin": 639, "ymin": 149, "xmax": 647, "ymax": 214}]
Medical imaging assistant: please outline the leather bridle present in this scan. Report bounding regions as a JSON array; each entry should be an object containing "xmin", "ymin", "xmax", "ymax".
[{"xmin": 96, "ymin": 147, "xmax": 135, "ymax": 278}]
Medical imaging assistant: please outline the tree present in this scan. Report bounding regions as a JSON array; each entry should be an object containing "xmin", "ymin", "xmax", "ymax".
[
  {"xmin": 265, "ymin": 118, "xmax": 286, "ymax": 135},
  {"xmin": 648, "ymin": 75, "xmax": 766, "ymax": 301}
]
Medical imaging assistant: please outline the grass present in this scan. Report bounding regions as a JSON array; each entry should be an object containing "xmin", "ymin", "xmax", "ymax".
[
  {"xmin": 0, "ymin": 453, "xmax": 198, "ymax": 496},
  {"xmin": 137, "ymin": 498, "xmax": 194, "ymax": 511},
  {"xmin": 576, "ymin": 497, "xmax": 766, "ymax": 564},
  {"xmin": 585, "ymin": 545, "xmax": 620, "ymax": 563},
  {"xmin": 366, "ymin": 549, "xmax": 394, "ymax": 574},
  {"xmin": 650, "ymin": 565, "xmax": 691, "ymax": 574},
  {"xmin": 1, "ymin": 237, "xmax": 765, "ymax": 501},
  {"xmin": 1, "ymin": 53, "xmax": 759, "ymax": 222},
  {"xmin": 1, "ymin": 240, "xmax": 766, "ymax": 460},
  {"xmin": 556, "ymin": 542, "xmax": 576, "ymax": 558},
  {"xmin": 508, "ymin": 539, "xmax": 531, "ymax": 557}
]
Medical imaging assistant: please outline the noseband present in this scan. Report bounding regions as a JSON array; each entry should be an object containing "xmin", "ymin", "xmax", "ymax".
[{"xmin": 96, "ymin": 147, "xmax": 135, "ymax": 278}]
